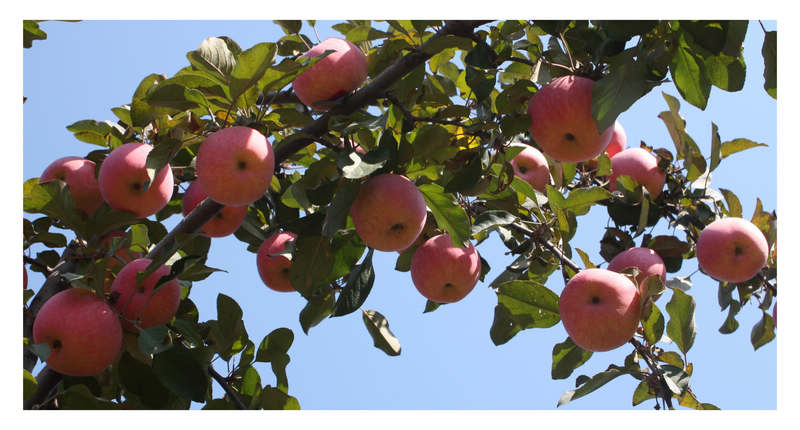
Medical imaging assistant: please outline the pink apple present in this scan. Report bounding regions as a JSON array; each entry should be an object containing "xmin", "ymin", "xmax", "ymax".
[
  {"xmin": 32, "ymin": 288, "xmax": 123, "ymax": 376},
  {"xmin": 696, "ymin": 217, "xmax": 768, "ymax": 283},
  {"xmin": 608, "ymin": 147, "xmax": 665, "ymax": 198},
  {"xmin": 527, "ymin": 75, "xmax": 613, "ymax": 162},
  {"xmin": 605, "ymin": 121, "xmax": 627, "ymax": 158},
  {"xmin": 181, "ymin": 181, "xmax": 248, "ymax": 238},
  {"xmin": 292, "ymin": 37, "xmax": 369, "ymax": 110},
  {"xmin": 559, "ymin": 268, "xmax": 641, "ymax": 352},
  {"xmin": 98, "ymin": 143, "xmax": 174, "ymax": 218},
  {"xmin": 607, "ymin": 247, "xmax": 666, "ymax": 301},
  {"xmin": 350, "ymin": 174, "xmax": 427, "ymax": 252},
  {"xmin": 773, "ymin": 303, "xmax": 777, "ymax": 328},
  {"xmin": 256, "ymin": 232, "xmax": 297, "ymax": 293},
  {"xmin": 40, "ymin": 156, "xmax": 103, "ymax": 215},
  {"xmin": 196, "ymin": 126, "xmax": 275, "ymax": 206},
  {"xmin": 510, "ymin": 145, "xmax": 550, "ymax": 193},
  {"xmin": 110, "ymin": 258, "xmax": 181, "ymax": 331},
  {"xmin": 410, "ymin": 234, "xmax": 481, "ymax": 303}
]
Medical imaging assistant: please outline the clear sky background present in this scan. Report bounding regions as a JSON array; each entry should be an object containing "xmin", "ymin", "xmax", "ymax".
[{"xmin": 16, "ymin": 15, "xmax": 780, "ymax": 413}]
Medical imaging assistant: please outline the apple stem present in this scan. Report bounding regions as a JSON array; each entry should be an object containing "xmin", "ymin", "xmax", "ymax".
[{"xmin": 629, "ymin": 338, "xmax": 675, "ymax": 410}]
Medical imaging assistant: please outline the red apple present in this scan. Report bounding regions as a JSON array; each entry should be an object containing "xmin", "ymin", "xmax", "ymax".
[
  {"xmin": 350, "ymin": 174, "xmax": 427, "ymax": 252},
  {"xmin": 510, "ymin": 145, "xmax": 550, "ymax": 193},
  {"xmin": 696, "ymin": 217, "xmax": 768, "ymax": 283},
  {"xmin": 608, "ymin": 147, "xmax": 665, "ymax": 198},
  {"xmin": 607, "ymin": 247, "xmax": 666, "ymax": 301},
  {"xmin": 40, "ymin": 156, "xmax": 103, "ymax": 215},
  {"xmin": 527, "ymin": 75, "xmax": 613, "ymax": 162},
  {"xmin": 559, "ymin": 268, "xmax": 641, "ymax": 352},
  {"xmin": 181, "ymin": 181, "xmax": 248, "ymax": 238},
  {"xmin": 410, "ymin": 234, "xmax": 481, "ymax": 303},
  {"xmin": 32, "ymin": 288, "xmax": 123, "ymax": 376},
  {"xmin": 292, "ymin": 37, "xmax": 368, "ymax": 110},
  {"xmin": 110, "ymin": 258, "xmax": 181, "ymax": 331},
  {"xmin": 196, "ymin": 126, "xmax": 275, "ymax": 206},
  {"xmin": 98, "ymin": 143, "xmax": 174, "ymax": 218},
  {"xmin": 256, "ymin": 232, "xmax": 297, "ymax": 292},
  {"xmin": 605, "ymin": 121, "xmax": 627, "ymax": 158}
]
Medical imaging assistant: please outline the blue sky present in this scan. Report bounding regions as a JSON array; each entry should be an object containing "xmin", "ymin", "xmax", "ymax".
[{"xmin": 19, "ymin": 18, "xmax": 777, "ymax": 411}]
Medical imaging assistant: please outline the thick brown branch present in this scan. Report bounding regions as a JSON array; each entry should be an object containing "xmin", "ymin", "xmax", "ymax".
[
  {"xmin": 629, "ymin": 338, "xmax": 674, "ymax": 410},
  {"xmin": 145, "ymin": 198, "xmax": 224, "ymax": 262},
  {"xmin": 255, "ymin": 89, "xmax": 301, "ymax": 106},
  {"xmin": 208, "ymin": 365, "xmax": 247, "ymax": 410},
  {"xmin": 23, "ymin": 367, "xmax": 62, "ymax": 410}
]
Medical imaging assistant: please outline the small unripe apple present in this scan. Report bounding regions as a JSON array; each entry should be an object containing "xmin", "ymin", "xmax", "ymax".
[
  {"xmin": 110, "ymin": 258, "xmax": 181, "ymax": 331},
  {"xmin": 181, "ymin": 181, "xmax": 248, "ymax": 237},
  {"xmin": 527, "ymin": 75, "xmax": 613, "ymax": 162},
  {"xmin": 410, "ymin": 234, "xmax": 481, "ymax": 303},
  {"xmin": 292, "ymin": 37, "xmax": 369, "ymax": 110},
  {"xmin": 196, "ymin": 126, "xmax": 275, "ymax": 206},
  {"xmin": 98, "ymin": 143, "xmax": 174, "ymax": 218},
  {"xmin": 32, "ymin": 288, "xmax": 123, "ymax": 376},
  {"xmin": 559, "ymin": 268, "xmax": 641, "ymax": 352},
  {"xmin": 350, "ymin": 174, "xmax": 427, "ymax": 252},
  {"xmin": 40, "ymin": 156, "xmax": 104, "ymax": 215},
  {"xmin": 256, "ymin": 232, "xmax": 298, "ymax": 292},
  {"xmin": 608, "ymin": 147, "xmax": 665, "ymax": 198},
  {"xmin": 696, "ymin": 217, "xmax": 768, "ymax": 283},
  {"xmin": 607, "ymin": 247, "xmax": 666, "ymax": 301},
  {"xmin": 509, "ymin": 145, "xmax": 550, "ymax": 193}
]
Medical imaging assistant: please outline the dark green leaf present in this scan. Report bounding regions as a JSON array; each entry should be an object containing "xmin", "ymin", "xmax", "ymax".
[
  {"xmin": 288, "ymin": 235, "xmax": 336, "ymax": 298},
  {"xmin": 632, "ymin": 380, "xmax": 657, "ymax": 406},
  {"xmin": 592, "ymin": 50, "xmax": 662, "ymax": 131},
  {"xmin": 58, "ymin": 384, "xmax": 120, "ymax": 409},
  {"xmin": 118, "ymin": 352, "xmax": 173, "ymax": 408},
  {"xmin": 187, "ymin": 37, "xmax": 237, "ymax": 78},
  {"xmin": 28, "ymin": 342, "xmax": 51, "ymax": 362},
  {"xmin": 551, "ymin": 337, "xmax": 593, "ymax": 380},
  {"xmin": 23, "ymin": 20, "xmax": 47, "ymax": 48},
  {"xmin": 762, "ymin": 31, "xmax": 777, "ymax": 98},
  {"xmin": 665, "ymin": 288, "xmax": 697, "ymax": 355},
  {"xmin": 424, "ymin": 300, "xmax": 442, "ymax": 313},
  {"xmin": 562, "ymin": 187, "xmax": 613, "ymax": 214},
  {"xmin": 703, "ymin": 52, "xmax": 746, "ymax": 92},
  {"xmin": 557, "ymin": 365, "xmax": 628, "ymax": 407},
  {"xmin": 444, "ymin": 151, "xmax": 484, "ymax": 194},
  {"xmin": 23, "ymin": 369, "xmax": 37, "ymax": 401},
  {"xmin": 145, "ymin": 84, "xmax": 209, "ymax": 111},
  {"xmin": 750, "ymin": 311, "xmax": 776, "ymax": 350},
  {"xmin": 261, "ymin": 386, "xmax": 301, "ymax": 410},
  {"xmin": 332, "ymin": 248, "xmax": 375, "ymax": 317},
  {"xmin": 274, "ymin": 20, "xmax": 302, "ymax": 34},
  {"xmin": 470, "ymin": 210, "xmax": 516, "ymax": 235},
  {"xmin": 641, "ymin": 303, "xmax": 665, "ymax": 346},
  {"xmin": 217, "ymin": 293, "xmax": 243, "ymax": 342},
  {"xmin": 171, "ymin": 319, "xmax": 204, "ymax": 347},
  {"xmin": 152, "ymin": 344, "xmax": 209, "ymax": 402},
  {"xmin": 144, "ymin": 138, "xmax": 182, "ymax": 190},
  {"xmin": 710, "ymin": 122, "xmax": 722, "ymax": 171},
  {"xmin": 299, "ymin": 291, "xmax": 335, "ymax": 334},
  {"xmin": 490, "ymin": 280, "xmax": 560, "ymax": 345},
  {"xmin": 230, "ymin": 42, "xmax": 277, "ymax": 104},
  {"xmin": 719, "ymin": 300, "xmax": 741, "ymax": 334},
  {"xmin": 362, "ymin": 309, "xmax": 401, "ymax": 356},
  {"xmin": 418, "ymin": 183, "xmax": 471, "ymax": 247},
  {"xmin": 256, "ymin": 328, "xmax": 294, "ymax": 391},
  {"xmin": 138, "ymin": 325, "xmax": 173, "ymax": 356}
]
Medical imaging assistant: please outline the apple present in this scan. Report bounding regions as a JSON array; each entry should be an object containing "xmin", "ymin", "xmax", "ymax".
[
  {"xmin": 196, "ymin": 126, "xmax": 275, "ymax": 206},
  {"xmin": 100, "ymin": 231, "xmax": 144, "ymax": 293},
  {"xmin": 181, "ymin": 181, "xmax": 248, "ymax": 238},
  {"xmin": 773, "ymin": 303, "xmax": 777, "ymax": 328},
  {"xmin": 110, "ymin": 258, "xmax": 181, "ymax": 331},
  {"xmin": 607, "ymin": 247, "xmax": 666, "ymax": 301},
  {"xmin": 527, "ymin": 75, "xmax": 613, "ymax": 162},
  {"xmin": 608, "ymin": 147, "xmax": 665, "ymax": 198},
  {"xmin": 98, "ymin": 143, "xmax": 174, "ymax": 218},
  {"xmin": 40, "ymin": 156, "xmax": 103, "ymax": 215},
  {"xmin": 292, "ymin": 37, "xmax": 368, "ymax": 110},
  {"xmin": 695, "ymin": 217, "xmax": 768, "ymax": 283},
  {"xmin": 605, "ymin": 121, "xmax": 627, "ymax": 158},
  {"xmin": 509, "ymin": 144, "xmax": 550, "ymax": 193},
  {"xmin": 350, "ymin": 173, "xmax": 427, "ymax": 252},
  {"xmin": 32, "ymin": 288, "xmax": 123, "ymax": 376},
  {"xmin": 559, "ymin": 268, "xmax": 641, "ymax": 352},
  {"xmin": 256, "ymin": 232, "xmax": 298, "ymax": 292},
  {"xmin": 410, "ymin": 234, "xmax": 481, "ymax": 303}
]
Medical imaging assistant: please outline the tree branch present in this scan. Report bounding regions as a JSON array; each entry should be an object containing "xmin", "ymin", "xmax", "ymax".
[
  {"xmin": 24, "ymin": 254, "xmax": 52, "ymax": 276},
  {"xmin": 255, "ymin": 89, "xmax": 301, "ymax": 106},
  {"xmin": 144, "ymin": 198, "xmax": 224, "ymax": 262},
  {"xmin": 23, "ymin": 366, "xmax": 62, "ymax": 410},
  {"xmin": 207, "ymin": 364, "xmax": 247, "ymax": 410},
  {"xmin": 629, "ymin": 338, "xmax": 674, "ymax": 410}
]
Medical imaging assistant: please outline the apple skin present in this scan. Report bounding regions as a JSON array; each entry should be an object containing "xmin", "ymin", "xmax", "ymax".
[
  {"xmin": 256, "ymin": 232, "xmax": 298, "ymax": 292},
  {"xmin": 32, "ymin": 288, "xmax": 123, "ymax": 376},
  {"xmin": 181, "ymin": 181, "xmax": 248, "ymax": 238},
  {"xmin": 608, "ymin": 147, "xmax": 665, "ymax": 198},
  {"xmin": 527, "ymin": 75, "xmax": 613, "ymax": 162},
  {"xmin": 605, "ymin": 121, "xmax": 627, "ymax": 158},
  {"xmin": 559, "ymin": 268, "xmax": 641, "ymax": 352},
  {"xmin": 110, "ymin": 258, "xmax": 181, "ymax": 331},
  {"xmin": 696, "ymin": 217, "xmax": 768, "ymax": 283},
  {"xmin": 607, "ymin": 247, "xmax": 666, "ymax": 302},
  {"xmin": 40, "ymin": 156, "xmax": 104, "ymax": 215},
  {"xmin": 410, "ymin": 234, "xmax": 481, "ymax": 303},
  {"xmin": 510, "ymin": 145, "xmax": 550, "ymax": 193},
  {"xmin": 350, "ymin": 174, "xmax": 428, "ymax": 252},
  {"xmin": 98, "ymin": 143, "xmax": 174, "ymax": 218},
  {"xmin": 196, "ymin": 126, "xmax": 275, "ymax": 206},
  {"xmin": 292, "ymin": 37, "xmax": 368, "ymax": 110}
]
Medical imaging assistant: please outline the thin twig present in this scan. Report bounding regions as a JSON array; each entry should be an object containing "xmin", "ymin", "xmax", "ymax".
[
  {"xmin": 208, "ymin": 364, "xmax": 247, "ymax": 410},
  {"xmin": 629, "ymin": 338, "xmax": 675, "ymax": 410},
  {"xmin": 23, "ymin": 254, "xmax": 52, "ymax": 276},
  {"xmin": 505, "ymin": 55, "xmax": 573, "ymax": 72},
  {"xmin": 558, "ymin": 32, "xmax": 576, "ymax": 72}
]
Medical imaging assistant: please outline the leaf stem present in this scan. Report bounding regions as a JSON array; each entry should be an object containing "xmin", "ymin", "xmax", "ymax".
[
  {"xmin": 629, "ymin": 338, "xmax": 674, "ymax": 410},
  {"xmin": 208, "ymin": 364, "xmax": 247, "ymax": 410}
]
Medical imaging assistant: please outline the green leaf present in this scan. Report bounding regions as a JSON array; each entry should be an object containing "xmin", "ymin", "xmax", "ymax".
[
  {"xmin": 562, "ymin": 187, "xmax": 613, "ymax": 215},
  {"xmin": 418, "ymin": 183, "xmax": 471, "ymax": 247},
  {"xmin": 58, "ymin": 384, "xmax": 120, "ymax": 409},
  {"xmin": 23, "ymin": 369, "xmax": 37, "ymax": 401},
  {"xmin": 592, "ymin": 50, "xmax": 662, "ymax": 131},
  {"xmin": 339, "ymin": 151, "xmax": 386, "ymax": 179},
  {"xmin": 574, "ymin": 248, "xmax": 596, "ymax": 269},
  {"xmin": 470, "ymin": 210, "xmax": 516, "ymax": 236},
  {"xmin": 557, "ymin": 365, "xmax": 628, "ymax": 407},
  {"xmin": 636, "ymin": 196, "xmax": 649, "ymax": 237},
  {"xmin": 632, "ymin": 380, "xmax": 657, "ymax": 406},
  {"xmin": 144, "ymin": 138, "xmax": 181, "ymax": 190},
  {"xmin": 719, "ymin": 188, "xmax": 742, "ymax": 218},
  {"xmin": 299, "ymin": 291, "xmax": 335, "ymax": 334},
  {"xmin": 66, "ymin": 119, "xmax": 123, "ymax": 147},
  {"xmin": 641, "ymin": 303, "xmax": 665, "ymax": 346},
  {"xmin": 137, "ymin": 325, "xmax": 173, "ymax": 356},
  {"xmin": 490, "ymin": 280, "xmax": 560, "ymax": 345},
  {"xmin": 273, "ymin": 20, "xmax": 302, "ymax": 34},
  {"xmin": 151, "ymin": 344, "xmax": 209, "ymax": 402},
  {"xmin": 217, "ymin": 293, "xmax": 243, "ymax": 343},
  {"xmin": 444, "ymin": 151, "xmax": 484, "ymax": 194},
  {"xmin": 145, "ymin": 84, "xmax": 210, "ymax": 111},
  {"xmin": 362, "ymin": 309, "xmax": 401, "ymax": 356},
  {"xmin": 703, "ymin": 52, "xmax": 746, "ymax": 92},
  {"xmin": 255, "ymin": 328, "xmax": 294, "ymax": 392},
  {"xmin": 720, "ymin": 138, "xmax": 768, "ymax": 159},
  {"xmin": 665, "ymin": 288, "xmax": 697, "ymax": 355},
  {"xmin": 23, "ymin": 20, "xmax": 47, "ymax": 48},
  {"xmin": 230, "ymin": 42, "xmax": 277, "ymax": 104},
  {"xmin": 424, "ymin": 300, "xmax": 443, "ymax": 313},
  {"xmin": 187, "ymin": 37, "xmax": 237, "ymax": 78},
  {"xmin": 332, "ymin": 248, "xmax": 375, "ymax": 317},
  {"xmin": 719, "ymin": 300, "xmax": 741, "ymax": 334},
  {"xmin": 171, "ymin": 319, "xmax": 204, "ymax": 347},
  {"xmin": 28, "ymin": 342, "xmax": 50, "ymax": 362},
  {"xmin": 117, "ymin": 352, "xmax": 173, "ymax": 409},
  {"xmin": 551, "ymin": 337, "xmax": 593, "ymax": 380},
  {"xmin": 288, "ymin": 235, "xmax": 336, "ymax": 298},
  {"xmin": 750, "ymin": 311, "xmax": 776, "ymax": 350},
  {"xmin": 670, "ymin": 32, "xmax": 711, "ymax": 110},
  {"xmin": 710, "ymin": 122, "xmax": 722, "ymax": 171},
  {"xmin": 261, "ymin": 386, "xmax": 301, "ymax": 410},
  {"xmin": 762, "ymin": 31, "xmax": 777, "ymax": 98}
]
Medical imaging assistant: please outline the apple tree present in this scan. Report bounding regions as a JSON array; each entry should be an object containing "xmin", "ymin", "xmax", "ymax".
[{"xmin": 22, "ymin": 19, "xmax": 777, "ymax": 410}]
